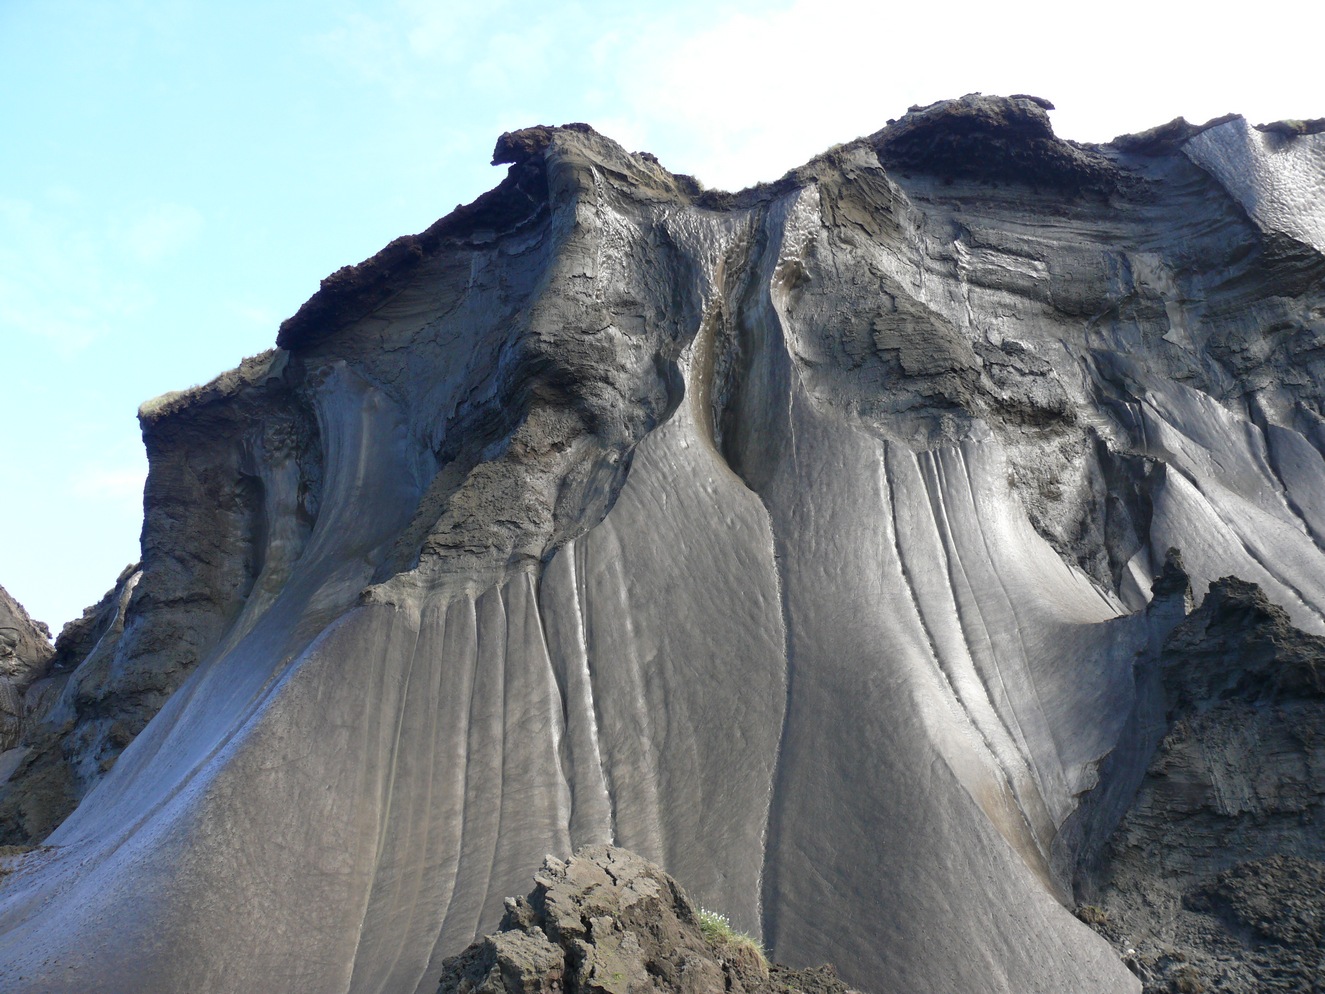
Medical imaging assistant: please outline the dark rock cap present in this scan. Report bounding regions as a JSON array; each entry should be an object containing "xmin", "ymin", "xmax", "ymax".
[
  {"xmin": 870, "ymin": 93, "xmax": 1119, "ymax": 194},
  {"xmin": 493, "ymin": 123, "xmax": 597, "ymax": 166}
]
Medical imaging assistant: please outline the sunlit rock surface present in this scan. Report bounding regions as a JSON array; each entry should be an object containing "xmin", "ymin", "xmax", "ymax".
[
  {"xmin": 0, "ymin": 586, "xmax": 53, "ymax": 757},
  {"xmin": 1, "ymin": 95, "xmax": 1324, "ymax": 994}
]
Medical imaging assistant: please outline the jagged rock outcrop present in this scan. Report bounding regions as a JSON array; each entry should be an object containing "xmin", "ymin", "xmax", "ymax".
[
  {"xmin": 0, "ymin": 565, "xmax": 142, "ymax": 842},
  {"xmin": 0, "ymin": 586, "xmax": 52, "ymax": 756},
  {"xmin": 1077, "ymin": 576, "xmax": 1325, "ymax": 993},
  {"xmin": 438, "ymin": 845, "xmax": 854, "ymax": 994},
  {"xmin": 1, "ymin": 94, "xmax": 1324, "ymax": 994}
]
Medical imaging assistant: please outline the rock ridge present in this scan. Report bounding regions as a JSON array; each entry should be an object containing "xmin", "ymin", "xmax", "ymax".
[{"xmin": 871, "ymin": 92, "xmax": 1121, "ymax": 193}]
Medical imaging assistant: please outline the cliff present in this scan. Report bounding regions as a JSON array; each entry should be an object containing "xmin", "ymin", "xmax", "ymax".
[
  {"xmin": 0, "ymin": 586, "xmax": 53, "ymax": 757},
  {"xmin": 1, "ymin": 94, "xmax": 1323, "ymax": 994},
  {"xmin": 1078, "ymin": 575, "xmax": 1325, "ymax": 993}
]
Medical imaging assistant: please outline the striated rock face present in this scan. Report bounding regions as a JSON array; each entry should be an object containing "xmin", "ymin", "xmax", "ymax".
[
  {"xmin": 438, "ymin": 845, "xmax": 854, "ymax": 994},
  {"xmin": 1, "ymin": 94, "xmax": 1324, "ymax": 994}
]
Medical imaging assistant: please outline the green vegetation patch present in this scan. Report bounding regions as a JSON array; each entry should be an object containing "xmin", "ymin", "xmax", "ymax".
[{"xmin": 697, "ymin": 908, "xmax": 767, "ymax": 967}]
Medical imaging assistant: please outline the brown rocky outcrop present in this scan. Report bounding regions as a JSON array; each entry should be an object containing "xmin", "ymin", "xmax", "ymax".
[{"xmin": 438, "ymin": 846, "xmax": 855, "ymax": 994}]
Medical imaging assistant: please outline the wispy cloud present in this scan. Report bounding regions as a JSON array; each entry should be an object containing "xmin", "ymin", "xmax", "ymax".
[
  {"xmin": 308, "ymin": 10, "xmax": 412, "ymax": 89},
  {"xmin": 300, "ymin": 0, "xmax": 1323, "ymax": 198},
  {"xmin": 120, "ymin": 202, "xmax": 203, "ymax": 265},
  {"xmin": 603, "ymin": 0, "xmax": 1325, "ymax": 189},
  {"xmin": 309, "ymin": 0, "xmax": 557, "ymax": 104},
  {"xmin": 0, "ymin": 196, "xmax": 154, "ymax": 353}
]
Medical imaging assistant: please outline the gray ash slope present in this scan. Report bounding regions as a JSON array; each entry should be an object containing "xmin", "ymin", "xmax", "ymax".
[{"xmin": 1, "ymin": 94, "xmax": 1324, "ymax": 994}]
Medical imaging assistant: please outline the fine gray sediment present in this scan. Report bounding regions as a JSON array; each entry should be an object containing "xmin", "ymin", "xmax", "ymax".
[{"xmin": 1, "ymin": 94, "xmax": 1323, "ymax": 994}]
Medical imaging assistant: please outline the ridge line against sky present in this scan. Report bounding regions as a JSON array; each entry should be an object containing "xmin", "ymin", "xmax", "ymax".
[{"xmin": 3, "ymin": 0, "xmax": 1323, "ymax": 632}]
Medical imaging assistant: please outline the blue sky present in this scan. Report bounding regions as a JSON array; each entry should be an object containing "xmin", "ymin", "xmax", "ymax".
[{"xmin": 3, "ymin": 0, "xmax": 1322, "ymax": 633}]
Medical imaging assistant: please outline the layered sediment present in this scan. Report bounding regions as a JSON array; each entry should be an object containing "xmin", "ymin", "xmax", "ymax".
[{"xmin": 1, "ymin": 94, "xmax": 1324, "ymax": 994}]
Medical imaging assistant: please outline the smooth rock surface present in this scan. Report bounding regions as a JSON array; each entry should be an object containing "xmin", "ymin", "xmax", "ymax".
[{"xmin": 1, "ymin": 95, "xmax": 1323, "ymax": 994}]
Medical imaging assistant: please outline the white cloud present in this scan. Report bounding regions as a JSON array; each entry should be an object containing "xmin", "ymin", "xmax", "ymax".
[{"xmin": 594, "ymin": 0, "xmax": 1325, "ymax": 191}]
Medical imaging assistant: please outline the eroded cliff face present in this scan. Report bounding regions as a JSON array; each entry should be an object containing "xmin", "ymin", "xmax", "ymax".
[
  {"xmin": 1, "ymin": 94, "xmax": 1323, "ymax": 994},
  {"xmin": 0, "ymin": 586, "xmax": 53, "ymax": 758},
  {"xmin": 1078, "ymin": 576, "xmax": 1325, "ymax": 993}
]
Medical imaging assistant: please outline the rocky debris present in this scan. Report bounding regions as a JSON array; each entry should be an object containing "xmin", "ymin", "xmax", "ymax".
[
  {"xmin": 1078, "ymin": 578, "xmax": 1325, "ymax": 993},
  {"xmin": 1188, "ymin": 855, "xmax": 1325, "ymax": 951},
  {"xmin": 871, "ymin": 93, "xmax": 1119, "ymax": 193},
  {"xmin": 0, "ymin": 586, "xmax": 53, "ymax": 753},
  {"xmin": 438, "ymin": 846, "xmax": 856, "ymax": 994}
]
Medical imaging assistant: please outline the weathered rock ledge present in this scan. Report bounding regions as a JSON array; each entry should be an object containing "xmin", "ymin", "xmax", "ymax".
[{"xmin": 439, "ymin": 846, "xmax": 856, "ymax": 994}]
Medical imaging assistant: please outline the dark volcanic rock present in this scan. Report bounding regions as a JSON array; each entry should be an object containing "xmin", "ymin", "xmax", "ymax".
[
  {"xmin": 438, "ymin": 846, "xmax": 854, "ymax": 994},
  {"xmin": 1111, "ymin": 115, "xmax": 1242, "ymax": 156},
  {"xmin": 0, "ymin": 566, "xmax": 139, "ymax": 843},
  {"xmin": 871, "ymin": 93, "xmax": 1119, "ymax": 193},
  {"xmin": 1189, "ymin": 855, "xmax": 1325, "ymax": 951},
  {"xmin": 1163, "ymin": 577, "xmax": 1325, "ymax": 706},
  {"xmin": 1256, "ymin": 118, "xmax": 1325, "ymax": 138},
  {"xmin": 1078, "ymin": 579, "xmax": 1325, "ymax": 993}
]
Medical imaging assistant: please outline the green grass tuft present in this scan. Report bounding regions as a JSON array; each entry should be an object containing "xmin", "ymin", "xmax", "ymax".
[{"xmin": 697, "ymin": 908, "xmax": 767, "ymax": 966}]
